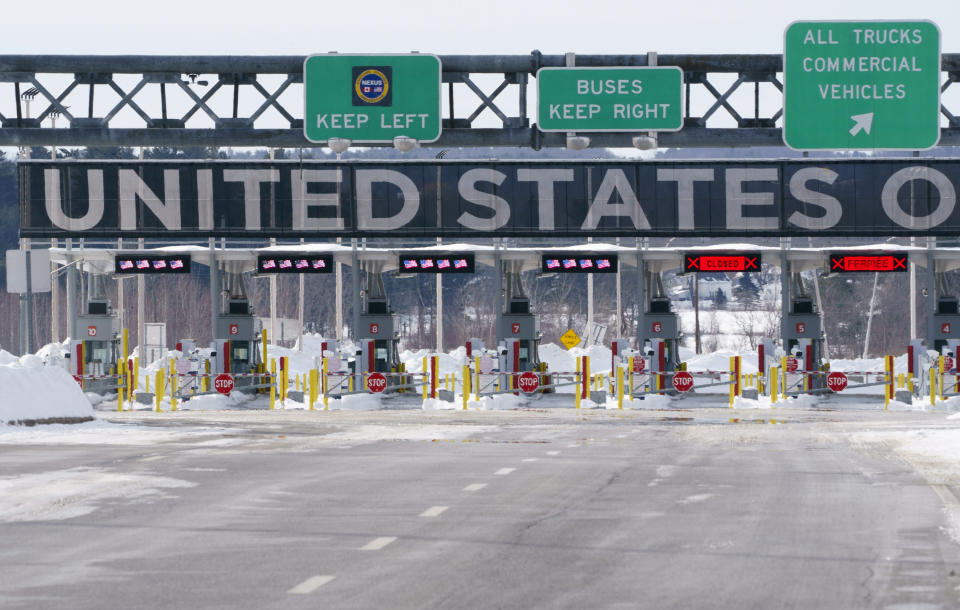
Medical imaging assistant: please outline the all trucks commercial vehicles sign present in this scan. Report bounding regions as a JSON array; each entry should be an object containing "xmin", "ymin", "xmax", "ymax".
[{"xmin": 19, "ymin": 159, "xmax": 960, "ymax": 238}]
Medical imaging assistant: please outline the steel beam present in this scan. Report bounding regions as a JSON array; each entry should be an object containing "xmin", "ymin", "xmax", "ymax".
[{"xmin": 0, "ymin": 53, "xmax": 957, "ymax": 149}]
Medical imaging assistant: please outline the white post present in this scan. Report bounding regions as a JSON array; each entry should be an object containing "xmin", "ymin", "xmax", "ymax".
[
  {"xmin": 436, "ymin": 237, "xmax": 443, "ymax": 353},
  {"xmin": 587, "ymin": 237, "xmax": 594, "ymax": 337},
  {"xmin": 615, "ymin": 237, "xmax": 622, "ymax": 337},
  {"xmin": 910, "ymin": 236, "xmax": 917, "ymax": 338},
  {"xmin": 863, "ymin": 272, "xmax": 879, "ymax": 359},
  {"xmin": 50, "ymin": 237, "xmax": 59, "ymax": 343},
  {"xmin": 298, "ymin": 238, "xmax": 305, "ymax": 351}
]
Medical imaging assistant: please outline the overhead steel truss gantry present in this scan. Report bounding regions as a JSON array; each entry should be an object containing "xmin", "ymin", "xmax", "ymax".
[{"xmin": 0, "ymin": 53, "xmax": 958, "ymax": 149}]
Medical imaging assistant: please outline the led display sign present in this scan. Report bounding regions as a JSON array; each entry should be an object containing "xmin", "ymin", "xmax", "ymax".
[
  {"xmin": 398, "ymin": 253, "xmax": 475, "ymax": 273},
  {"xmin": 541, "ymin": 253, "xmax": 618, "ymax": 273},
  {"xmin": 114, "ymin": 255, "xmax": 191, "ymax": 274},
  {"xmin": 684, "ymin": 252, "xmax": 762, "ymax": 273},
  {"xmin": 829, "ymin": 252, "xmax": 908, "ymax": 273},
  {"xmin": 257, "ymin": 254, "xmax": 334, "ymax": 274}
]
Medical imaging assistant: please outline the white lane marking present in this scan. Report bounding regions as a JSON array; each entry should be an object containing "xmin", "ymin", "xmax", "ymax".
[
  {"xmin": 463, "ymin": 483, "xmax": 487, "ymax": 492},
  {"xmin": 546, "ymin": 451, "xmax": 560, "ymax": 456},
  {"xmin": 494, "ymin": 468, "xmax": 516, "ymax": 476},
  {"xmin": 522, "ymin": 458, "xmax": 538, "ymax": 462},
  {"xmin": 288, "ymin": 575, "xmax": 335, "ymax": 594},
  {"xmin": 140, "ymin": 455, "xmax": 164, "ymax": 462},
  {"xmin": 567, "ymin": 444, "xmax": 579, "ymax": 448},
  {"xmin": 420, "ymin": 506, "xmax": 448, "ymax": 518},
  {"xmin": 677, "ymin": 493, "xmax": 713, "ymax": 505},
  {"xmin": 360, "ymin": 536, "xmax": 397, "ymax": 551}
]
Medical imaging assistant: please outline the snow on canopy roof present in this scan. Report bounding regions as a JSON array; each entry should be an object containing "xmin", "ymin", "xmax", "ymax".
[{"xmin": 42, "ymin": 241, "xmax": 943, "ymax": 275}]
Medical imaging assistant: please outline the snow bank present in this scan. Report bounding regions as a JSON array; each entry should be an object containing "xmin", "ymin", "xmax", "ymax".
[{"xmin": 0, "ymin": 351, "xmax": 94, "ymax": 424}]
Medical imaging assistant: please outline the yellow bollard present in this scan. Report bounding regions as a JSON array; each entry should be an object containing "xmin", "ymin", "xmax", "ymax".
[
  {"xmin": 939, "ymin": 356, "xmax": 946, "ymax": 401},
  {"xmin": 146, "ymin": 375, "xmax": 151, "ymax": 393},
  {"xmin": 261, "ymin": 328, "xmax": 268, "ymax": 374},
  {"xmin": 617, "ymin": 366, "xmax": 624, "ymax": 409},
  {"xmin": 117, "ymin": 369, "xmax": 124, "ymax": 412},
  {"xmin": 309, "ymin": 368, "xmax": 318, "ymax": 410},
  {"xmin": 575, "ymin": 357, "xmax": 582, "ymax": 409},
  {"xmin": 474, "ymin": 357, "xmax": 481, "ymax": 402},
  {"xmin": 155, "ymin": 370, "xmax": 164, "ymax": 412},
  {"xmin": 771, "ymin": 366, "xmax": 779, "ymax": 405},
  {"xmin": 171, "ymin": 373, "xmax": 179, "ymax": 411},
  {"xmin": 269, "ymin": 359, "xmax": 277, "ymax": 409},
  {"xmin": 931, "ymin": 366, "xmax": 937, "ymax": 407},
  {"xmin": 628, "ymin": 356, "xmax": 634, "ymax": 400},
  {"xmin": 462, "ymin": 365, "xmax": 471, "ymax": 410}
]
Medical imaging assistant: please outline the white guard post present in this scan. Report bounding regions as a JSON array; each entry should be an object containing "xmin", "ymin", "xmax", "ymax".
[
  {"xmin": 758, "ymin": 338, "xmax": 776, "ymax": 389},
  {"xmin": 359, "ymin": 339, "xmax": 375, "ymax": 375},
  {"xmin": 611, "ymin": 338, "xmax": 631, "ymax": 373},
  {"xmin": 466, "ymin": 338, "xmax": 485, "ymax": 359}
]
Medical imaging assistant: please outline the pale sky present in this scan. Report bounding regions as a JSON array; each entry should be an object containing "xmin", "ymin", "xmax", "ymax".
[{"xmin": 6, "ymin": 0, "xmax": 958, "ymax": 55}]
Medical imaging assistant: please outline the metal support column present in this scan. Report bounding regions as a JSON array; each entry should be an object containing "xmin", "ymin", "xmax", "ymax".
[
  {"xmin": 351, "ymin": 238, "xmax": 361, "ymax": 342},
  {"xmin": 335, "ymin": 238, "xmax": 343, "ymax": 341},
  {"xmin": 494, "ymin": 239, "xmax": 503, "ymax": 348},
  {"xmin": 636, "ymin": 251, "xmax": 646, "ymax": 349},
  {"xmin": 209, "ymin": 238, "xmax": 217, "ymax": 348},
  {"xmin": 50, "ymin": 237, "xmax": 59, "ymax": 343},
  {"xmin": 927, "ymin": 243, "xmax": 936, "ymax": 345},
  {"xmin": 269, "ymin": 237, "xmax": 277, "ymax": 344},
  {"xmin": 780, "ymin": 239, "xmax": 790, "ymax": 353},
  {"xmin": 66, "ymin": 237, "xmax": 76, "ymax": 341},
  {"xmin": 137, "ymin": 237, "xmax": 145, "ymax": 352},
  {"xmin": 436, "ymin": 237, "xmax": 443, "ymax": 353}
]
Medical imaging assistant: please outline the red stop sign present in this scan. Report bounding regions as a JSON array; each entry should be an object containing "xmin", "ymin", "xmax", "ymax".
[
  {"xmin": 517, "ymin": 371, "xmax": 540, "ymax": 394},
  {"xmin": 672, "ymin": 371, "xmax": 694, "ymax": 392},
  {"xmin": 73, "ymin": 374, "xmax": 84, "ymax": 386},
  {"xmin": 826, "ymin": 371, "xmax": 848, "ymax": 392},
  {"xmin": 786, "ymin": 356, "xmax": 799, "ymax": 373},
  {"xmin": 214, "ymin": 373, "xmax": 235, "ymax": 395},
  {"xmin": 945, "ymin": 356, "xmax": 955, "ymax": 371},
  {"xmin": 633, "ymin": 357, "xmax": 646, "ymax": 373},
  {"xmin": 366, "ymin": 372, "xmax": 387, "ymax": 393}
]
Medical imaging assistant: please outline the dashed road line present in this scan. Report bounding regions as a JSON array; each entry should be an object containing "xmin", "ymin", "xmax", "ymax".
[
  {"xmin": 360, "ymin": 536, "xmax": 397, "ymax": 551},
  {"xmin": 546, "ymin": 451, "xmax": 560, "ymax": 456},
  {"xmin": 522, "ymin": 458, "xmax": 538, "ymax": 462},
  {"xmin": 463, "ymin": 483, "xmax": 487, "ymax": 492},
  {"xmin": 420, "ymin": 506, "xmax": 449, "ymax": 518},
  {"xmin": 288, "ymin": 575, "xmax": 335, "ymax": 594},
  {"xmin": 495, "ymin": 467, "xmax": 516, "ymax": 476}
]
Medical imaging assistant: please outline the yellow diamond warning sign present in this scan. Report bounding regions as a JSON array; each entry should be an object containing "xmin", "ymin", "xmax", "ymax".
[{"xmin": 560, "ymin": 329, "xmax": 581, "ymax": 350}]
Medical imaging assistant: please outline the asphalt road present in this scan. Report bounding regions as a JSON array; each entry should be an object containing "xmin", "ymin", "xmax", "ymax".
[{"xmin": 2, "ymin": 406, "xmax": 960, "ymax": 609}]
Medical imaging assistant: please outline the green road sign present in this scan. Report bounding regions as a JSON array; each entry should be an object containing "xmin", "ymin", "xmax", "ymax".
[
  {"xmin": 536, "ymin": 67, "xmax": 684, "ymax": 132},
  {"xmin": 303, "ymin": 54, "xmax": 442, "ymax": 143},
  {"xmin": 783, "ymin": 21, "xmax": 941, "ymax": 150}
]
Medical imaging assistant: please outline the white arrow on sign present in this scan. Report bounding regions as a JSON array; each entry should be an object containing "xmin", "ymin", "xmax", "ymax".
[{"xmin": 849, "ymin": 112, "xmax": 874, "ymax": 136}]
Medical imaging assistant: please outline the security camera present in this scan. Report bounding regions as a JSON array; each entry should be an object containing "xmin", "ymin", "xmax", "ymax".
[
  {"xmin": 632, "ymin": 134, "xmax": 658, "ymax": 150},
  {"xmin": 566, "ymin": 134, "xmax": 591, "ymax": 150},
  {"xmin": 393, "ymin": 136, "xmax": 419, "ymax": 152},
  {"xmin": 327, "ymin": 137, "xmax": 351, "ymax": 154}
]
